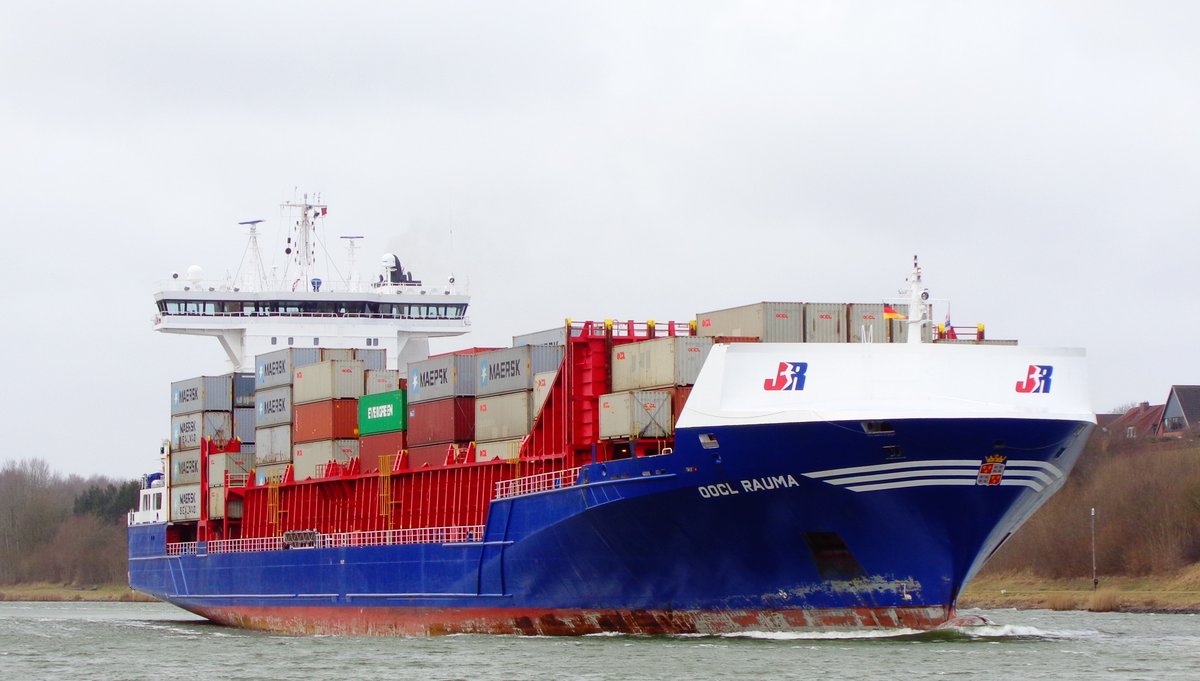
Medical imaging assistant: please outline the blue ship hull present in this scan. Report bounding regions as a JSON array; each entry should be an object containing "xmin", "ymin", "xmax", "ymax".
[{"xmin": 129, "ymin": 417, "xmax": 1089, "ymax": 634}]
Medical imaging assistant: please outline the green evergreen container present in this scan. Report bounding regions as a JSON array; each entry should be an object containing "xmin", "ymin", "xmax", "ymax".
[{"xmin": 358, "ymin": 390, "xmax": 407, "ymax": 435}]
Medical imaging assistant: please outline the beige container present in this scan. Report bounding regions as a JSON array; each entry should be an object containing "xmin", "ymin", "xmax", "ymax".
[
  {"xmin": 170, "ymin": 483, "xmax": 201, "ymax": 521},
  {"xmin": 292, "ymin": 360, "xmax": 365, "ymax": 404},
  {"xmin": 168, "ymin": 448, "xmax": 202, "ymax": 486},
  {"xmin": 476, "ymin": 438, "xmax": 524, "ymax": 461},
  {"xmin": 254, "ymin": 425, "xmax": 293, "ymax": 465},
  {"xmin": 533, "ymin": 370, "xmax": 556, "ymax": 414},
  {"xmin": 695, "ymin": 302, "xmax": 804, "ymax": 341},
  {"xmin": 365, "ymin": 369, "xmax": 401, "ymax": 395},
  {"xmin": 292, "ymin": 439, "xmax": 359, "ymax": 481},
  {"xmin": 599, "ymin": 390, "xmax": 673, "ymax": 439},
  {"xmin": 255, "ymin": 463, "xmax": 292, "ymax": 486},
  {"xmin": 475, "ymin": 391, "xmax": 533, "ymax": 441},
  {"xmin": 208, "ymin": 486, "xmax": 244, "ymax": 520},
  {"xmin": 208, "ymin": 452, "xmax": 253, "ymax": 485},
  {"xmin": 170, "ymin": 411, "xmax": 234, "ymax": 451},
  {"xmin": 611, "ymin": 337, "xmax": 713, "ymax": 392}
]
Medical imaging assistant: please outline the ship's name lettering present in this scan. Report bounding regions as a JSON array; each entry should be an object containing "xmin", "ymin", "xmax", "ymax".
[
  {"xmin": 419, "ymin": 368, "xmax": 448, "ymax": 387},
  {"xmin": 367, "ymin": 404, "xmax": 394, "ymax": 419},
  {"xmin": 697, "ymin": 475, "xmax": 800, "ymax": 499},
  {"xmin": 487, "ymin": 360, "xmax": 521, "ymax": 381}
]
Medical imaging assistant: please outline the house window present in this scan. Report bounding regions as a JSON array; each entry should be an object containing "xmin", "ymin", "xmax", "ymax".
[
  {"xmin": 1125, "ymin": 426, "xmax": 1136, "ymax": 439},
  {"xmin": 1166, "ymin": 416, "xmax": 1186, "ymax": 432}
]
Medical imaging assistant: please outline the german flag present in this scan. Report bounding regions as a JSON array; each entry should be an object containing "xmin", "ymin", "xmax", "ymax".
[{"xmin": 883, "ymin": 305, "xmax": 907, "ymax": 320}]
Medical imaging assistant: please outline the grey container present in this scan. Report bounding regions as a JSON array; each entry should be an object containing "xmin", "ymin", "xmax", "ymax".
[
  {"xmin": 233, "ymin": 407, "xmax": 256, "ymax": 443},
  {"xmin": 254, "ymin": 425, "xmax": 293, "ymax": 465},
  {"xmin": 170, "ymin": 483, "xmax": 202, "ymax": 521},
  {"xmin": 694, "ymin": 302, "xmax": 804, "ymax": 342},
  {"xmin": 805, "ymin": 303, "xmax": 849, "ymax": 342},
  {"xmin": 208, "ymin": 451, "xmax": 253, "ymax": 485},
  {"xmin": 408, "ymin": 354, "xmax": 480, "ymax": 403},
  {"xmin": 474, "ymin": 391, "xmax": 533, "ymax": 441},
  {"xmin": 292, "ymin": 359, "xmax": 365, "ymax": 404},
  {"xmin": 321, "ymin": 348, "xmax": 355, "ymax": 361},
  {"xmin": 354, "ymin": 348, "xmax": 388, "ymax": 371},
  {"xmin": 512, "ymin": 325, "xmax": 580, "ymax": 347},
  {"xmin": 475, "ymin": 437, "xmax": 524, "ymax": 461},
  {"xmin": 476, "ymin": 345, "xmax": 565, "ymax": 397},
  {"xmin": 254, "ymin": 386, "xmax": 293, "ymax": 428},
  {"xmin": 365, "ymin": 369, "xmax": 401, "ymax": 395},
  {"xmin": 849, "ymin": 303, "xmax": 892, "ymax": 343},
  {"xmin": 292, "ymin": 439, "xmax": 360, "ymax": 481},
  {"xmin": 255, "ymin": 348, "xmax": 321, "ymax": 390},
  {"xmin": 233, "ymin": 372, "xmax": 256, "ymax": 408},
  {"xmin": 170, "ymin": 375, "xmax": 233, "ymax": 416},
  {"xmin": 170, "ymin": 411, "xmax": 234, "ymax": 451},
  {"xmin": 168, "ymin": 448, "xmax": 202, "ymax": 486},
  {"xmin": 599, "ymin": 390, "xmax": 673, "ymax": 439},
  {"xmin": 208, "ymin": 486, "xmax": 243, "ymax": 520},
  {"xmin": 611, "ymin": 337, "xmax": 713, "ymax": 391}
]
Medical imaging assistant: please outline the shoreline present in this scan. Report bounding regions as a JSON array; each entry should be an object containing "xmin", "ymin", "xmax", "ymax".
[{"xmin": 0, "ymin": 583, "xmax": 157, "ymax": 603}]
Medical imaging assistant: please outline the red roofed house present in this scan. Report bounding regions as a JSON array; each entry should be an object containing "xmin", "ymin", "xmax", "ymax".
[{"xmin": 1105, "ymin": 402, "xmax": 1165, "ymax": 442}]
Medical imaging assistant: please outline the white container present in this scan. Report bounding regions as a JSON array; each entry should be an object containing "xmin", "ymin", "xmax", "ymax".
[
  {"xmin": 611, "ymin": 337, "xmax": 712, "ymax": 392},
  {"xmin": 408, "ymin": 354, "xmax": 480, "ymax": 403},
  {"xmin": 475, "ymin": 391, "xmax": 533, "ymax": 441},
  {"xmin": 695, "ymin": 302, "xmax": 804, "ymax": 342},
  {"xmin": 292, "ymin": 439, "xmax": 359, "ymax": 481},
  {"xmin": 170, "ymin": 483, "xmax": 202, "ymax": 521},
  {"xmin": 254, "ymin": 424, "xmax": 293, "ymax": 465},
  {"xmin": 208, "ymin": 451, "xmax": 253, "ymax": 485},
  {"xmin": 476, "ymin": 438, "xmax": 524, "ymax": 461},
  {"xmin": 254, "ymin": 386, "xmax": 293, "ymax": 428},
  {"xmin": 599, "ymin": 390, "xmax": 673, "ymax": 439},
  {"xmin": 365, "ymin": 369, "xmax": 401, "ymax": 395},
  {"xmin": 255, "ymin": 348, "xmax": 321, "ymax": 390},
  {"xmin": 168, "ymin": 448, "xmax": 202, "ymax": 486},
  {"xmin": 292, "ymin": 360, "xmax": 365, "ymax": 404},
  {"xmin": 533, "ymin": 370, "xmax": 556, "ymax": 414},
  {"xmin": 170, "ymin": 375, "xmax": 233, "ymax": 416},
  {"xmin": 208, "ymin": 486, "xmax": 243, "ymax": 520},
  {"xmin": 476, "ymin": 346, "xmax": 564, "ymax": 397},
  {"xmin": 255, "ymin": 463, "xmax": 292, "ymax": 486},
  {"xmin": 170, "ymin": 411, "xmax": 234, "ymax": 451}
]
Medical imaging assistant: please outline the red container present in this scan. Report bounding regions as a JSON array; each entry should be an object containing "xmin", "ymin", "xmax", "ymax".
[
  {"xmin": 359, "ymin": 431, "xmax": 407, "ymax": 472},
  {"xmin": 293, "ymin": 399, "xmax": 359, "ymax": 444},
  {"xmin": 671, "ymin": 385, "xmax": 693, "ymax": 421},
  {"xmin": 407, "ymin": 397, "xmax": 475, "ymax": 446},
  {"xmin": 407, "ymin": 442, "xmax": 457, "ymax": 469}
]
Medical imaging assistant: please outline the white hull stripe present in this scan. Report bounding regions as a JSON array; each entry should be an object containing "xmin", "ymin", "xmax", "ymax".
[
  {"xmin": 828, "ymin": 468, "xmax": 1056, "ymax": 486},
  {"xmin": 803, "ymin": 458, "xmax": 1063, "ymax": 494},
  {"xmin": 844, "ymin": 478, "xmax": 1046, "ymax": 493}
]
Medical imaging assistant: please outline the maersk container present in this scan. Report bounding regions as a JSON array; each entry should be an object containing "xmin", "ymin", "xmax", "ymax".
[
  {"xmin": 255, "ymin": 386, "xmax": 293, "ymax": 427},
  {"xmin": 208, "ymin": 452, "xmax": 252, "ymax": 486},
  {"xmin": 475, "ymin": 391, "xmax": 533, "ymax": 441},
  {"xmin": 533, "ymin": 370, "xmax": 556, "ymax": 414},
  {"xmin": 168, "ymin": 448, "xmax": 202, "ymax": 486},
  {"xmin": 599, "ymin": 390, "xmax": 673, "ymax": 439},
  {"xmin": 292, "ymin": 439, "xmax": 359, "ymax": 481},
  {"xmin": 170, "ymin": 483, "xmax": 202, "ymax": 521},
  {"xmin": 358, "ymin": 391, "xmax": 407, "ymax": 435},
  {"xmin": 293, "ymin": 359, "xmax": 365, "ymax": 404},
  {"xmin": 407, "ymin": 354, "xmax": 479, "ymax": 404},
  {"xmin": 255, "ymin": 348, "xmax": 321, "ymax": 390},
  {"xmin": 365, "ymin": 369, "xmax": 401, "ymax": 395},
  {"xmin": 694, "ymin": 302, "xmax": 804, "ymax": 342},
  {"xmin": 255, "ymin": 463, "xmax": 291, "ymax": 486},
  {"xmin": 233, "ymin": 407, "xmax": 256, "ymax": 443},
  {"xmin": 805, "ymin": 303, "xmax": 848, "ymax": 343},
  {"xmin": 254, "ymin": 424, "xmax": 292, "ymax": 465},
  {"xmin": 170, "ymin": 375, "xmax": 233, "ymax": 416},
  {"xmin": 359, "ymin": 431, "xmax": 407, "ymax": 472},
  {"xmin": 292, "ymin": 399, "xmax": 360, "ymax": 443},
  {"xmin": 512, "ymin": 325, "xmax": 581, "ymax": 347},
  {"xmin": 208, "ymin": 486, "xmax": 243, "ymax": 520},
  {"xmin": 476, "ymin": 346, "xmax": 564, "ymax": 397},
  {"xmin": 354, "ymin": 348, "xmax": 387, "ymax": 371},
  {"xmin": 233, "ymin": 372, "xmax": 255, "ymax": 408},
  {"xmin": 407, "ymin": 397, "xmax": 475, "ymax": 446},
  {"xmin": 170, "ymin": 411, "xmax": 234, "ymax": 451},
  {"xmin": 611, "ymin": 337, "xmax": 713, "ymax": 392},
  {"xmin": 476, "ymin": 438, "xmax": 524, "ymax": 461}
]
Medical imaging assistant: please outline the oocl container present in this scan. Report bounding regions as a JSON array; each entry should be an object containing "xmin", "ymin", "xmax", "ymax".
[
  {"xmin": 321, "ymin": 348, "xmax": 354, "ymax": 362},
  {"xmin": 476, "ymin": 438, "xmax": 524, "ymax": 461},
  {"xmin": 170, "ymin": 411, "xmax": 234, "ymax": 451},
  {"xmin": 407, "ymin": 354, "xmax": 480, "ymax": 403},
  {"xmin": 170, "ymin": 375, "xmax": 233, "ymax": 415},
  {"xmin": 407, "ymin": 396, "xmax": 475, "ymax": 445},
  {"xmin": 805, "ymin": 303, "xmax": 848, "ymax": 342},
  {"xmin": 695, "ymin": 302, "xmax": 804, "ymax": 342},
  {"xmin": 475, "ymin": 392, "xmax": 533, "ymax": 441},
  {"xmin": 292, "ymin": 439, "xmax": 359, "ymax": 481},
  {"xmin": 254, "ymin": 386, "xmax": 293, "ymax": 428},
  {"xmin": 168, "ymin": 448, "xmax": 202, "ymax": 485},
  {"xmin": 208, "ymin": 452, "xmax": 253, "ymax": 485},
  {"xmin": 255, "ymin": 348, "xmax": 321, "ymax": 390},
  {"xmin": 365, "ymin": 369, "xmax": 401, "ymax": 395},
  {"xmin": 533, "ymin": 370, "xmax": 556, "ymax": 413},
  {"xmin": 358, "ymin": 391, "xmax": 407, "ymax": 435},
  {"xmin": 208, "ymin": 486, "xmax": 243, "ymax": 520},
  {"xmin": 292, "ymin": 399, "xmax": 360, "ymax": 443},
  {"xmin": 254, "ymin": 424, "xmax": 293, "ymax": 465},
  {"xmin": 476, "ymin": 346, "xmax": 564, "ymax": 397},
  {"xmin": 354, "ymin": 348, "xmax": 387, "ymax": 371},
  {"xmin": 599, "ymin": 390, "xmax": 673, "ymax": 439},
  {"xmin": 170, "ymin": 484, "xmax": 202, "ymax": 521},
  {"xmin": 611, "ymin": 337, "xmax": 713, "ymax": 392},
  {"xmin": 293, "ymin": 360, "xmax": 365, "ymax": 404}
]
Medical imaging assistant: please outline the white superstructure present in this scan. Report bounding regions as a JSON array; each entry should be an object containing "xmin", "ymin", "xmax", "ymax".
[{"xmin": 152, "ymin": 195, "xmax": 470, "ymax": 372}]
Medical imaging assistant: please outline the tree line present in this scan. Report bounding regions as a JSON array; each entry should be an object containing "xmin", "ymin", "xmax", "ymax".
[{"xmin": 0, "ymin": 459, "xmax": 137, "ymax": 586}]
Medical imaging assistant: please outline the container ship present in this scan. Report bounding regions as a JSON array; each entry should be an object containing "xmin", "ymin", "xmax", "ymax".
[{"xmin": 128, "ymin": 199, "xmax": 1095, "ymax": 635}]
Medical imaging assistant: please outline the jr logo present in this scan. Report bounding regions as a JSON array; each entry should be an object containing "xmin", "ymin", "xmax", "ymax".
[
  {"xmin": 1015, "ymin": 365, "xmax": 1053, "ymax": 393},
  {"xmin": 764, "ymin": 362, "xmax": 808, "ymax": 391}
]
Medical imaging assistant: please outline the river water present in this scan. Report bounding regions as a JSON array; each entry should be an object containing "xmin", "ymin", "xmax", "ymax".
[{"xmin": 0, "ymin": 602, "xmax": 1196, "ymax": 680}]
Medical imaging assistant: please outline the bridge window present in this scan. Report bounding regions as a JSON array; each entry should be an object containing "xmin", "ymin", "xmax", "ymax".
[{"xmin": 271, "ymin": 337, "xmax": 277, "ymax": 345}]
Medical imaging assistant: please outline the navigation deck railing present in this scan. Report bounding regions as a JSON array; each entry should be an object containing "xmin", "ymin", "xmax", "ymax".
[
  {"xmin": 164, "ymin": 525, "xmax": 486, "ymax": 557},
  {"xmin": 494, "ymin": 467, "xmax": 581, "ymax": 500}
]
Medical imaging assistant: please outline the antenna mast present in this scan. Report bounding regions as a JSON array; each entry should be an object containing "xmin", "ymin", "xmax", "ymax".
[
  {"xmin": 281, "ymin": 194, "xmax": 327, "ymax": 292},
  {"xmin": 340, "ymin": 235, "xmax": 364, "ymax": 292}
]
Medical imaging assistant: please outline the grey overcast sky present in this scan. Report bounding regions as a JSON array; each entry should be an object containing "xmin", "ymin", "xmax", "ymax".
[{"xmin": 1, "ymin": 2, "xmax": 1196, "ymax": 479}]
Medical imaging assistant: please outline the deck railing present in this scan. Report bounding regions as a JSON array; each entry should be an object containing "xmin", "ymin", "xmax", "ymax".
[
  {"xmin": 494, "ymin": 467, "xmax": 581, "ymax": 500},
  {"xmin": 164, "ymin": 524, "xmax": 485, "ymax": 556}
]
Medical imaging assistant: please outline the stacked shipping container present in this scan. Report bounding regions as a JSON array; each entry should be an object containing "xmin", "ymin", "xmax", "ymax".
[
  {"xmin": 168, "ymin": 374, "xmax": 254, "ymax": 520},
  {"xmin": 473, "ymin": 346, "xmax": 564, "ymax": 462},
  {"xmin": 291, "ymin": 359, "xmax": 365, "ymax": 480}
]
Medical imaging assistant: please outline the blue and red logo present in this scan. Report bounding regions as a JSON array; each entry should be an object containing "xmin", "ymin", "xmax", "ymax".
[
  {"xmin": 764, "ymin": 362, "xmax": 808, "ymax": 391},
  {"xmin": 1015, "ymin": 365, "xmax": 1053, "ymax": 393}
]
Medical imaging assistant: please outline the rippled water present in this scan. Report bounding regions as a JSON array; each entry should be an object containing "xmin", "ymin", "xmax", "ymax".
[{"xmin": 1, "ymin": 602, "xmax": 1197, "ymax": 680}]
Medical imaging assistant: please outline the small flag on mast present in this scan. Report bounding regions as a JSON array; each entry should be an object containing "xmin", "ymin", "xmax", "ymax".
[{"xmin": 883, "ymin": 305, "xmax": 907, "ymax": 320}]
